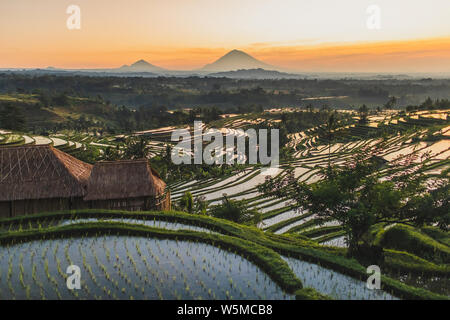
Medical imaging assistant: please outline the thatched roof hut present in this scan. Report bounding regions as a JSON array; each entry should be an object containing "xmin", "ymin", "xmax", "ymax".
[
  {"xmin": 84, "ymin": 159, "xmax": 166, "ymax": 201},
  {"xmin": 0, "ymin": 145, "xmax": 170, "ymax": 216},
  {"xmin": 0, "ymin": 145, "xmax": 92, "ymax": 201}
]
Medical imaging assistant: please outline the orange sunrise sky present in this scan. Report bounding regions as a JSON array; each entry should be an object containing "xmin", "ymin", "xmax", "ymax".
[{"xmin": 1, "ymin": 0, "xmax": 450, "ymax": 72}]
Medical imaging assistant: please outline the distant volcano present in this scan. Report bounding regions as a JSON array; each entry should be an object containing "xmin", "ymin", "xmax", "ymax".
[
  {"xmin": 117, "ymin": 59, "xmax": 166, "ymax": 72},
  {"xmin": 201, "ymin": 49, "xmax": 275, "ymax": 72}
]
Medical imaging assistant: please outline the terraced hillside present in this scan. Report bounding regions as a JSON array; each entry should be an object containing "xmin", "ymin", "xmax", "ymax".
[
  {"xmin": 1, "ymin": 108, "xmax": 448, "ymax": 299},
  {"xmin": 2, "ymin": 109, "xmax": 448, "ymax": 234},
  {"xmin": 1, "ymin": 210, "xmax": 447, "ymax": 300},
  {"xmin": 171, "ymin": 110, "xmax": 449, "ymax": 242}
]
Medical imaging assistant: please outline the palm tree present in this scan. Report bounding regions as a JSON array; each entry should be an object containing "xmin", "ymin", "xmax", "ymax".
[
  {"xmin": 358, "ymin": 104, "xmax": 368, "ymax": 123},
  {"xmin": 124, "ymin": 136, "xmax": 150, "ymax": 159},
  {"xmin": 384, "ymin": 96, "xmax": 397, "ymax": 109},
  {"xmin": 102, "ymin": 145, "xmax": 120, "ymax": 161},
  {"xmin": 326, "ymin": 112, "xmax": 336, "ymax": 168},
  {"xmin": 179, "ymin": 191, "xmax": 194, "ymax": 213}
]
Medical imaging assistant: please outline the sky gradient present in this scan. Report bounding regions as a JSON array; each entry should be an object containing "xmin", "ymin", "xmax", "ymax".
[{"xmin": 1, "ymin": 0, "xmax": 450, "ymax": 72}]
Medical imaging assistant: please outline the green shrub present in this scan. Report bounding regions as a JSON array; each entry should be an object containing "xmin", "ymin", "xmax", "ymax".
[
  {"xmin": 210, "ymin": 196, "xmax": 261, "ymax": 226},
  {"xmin": 375, "ymin": 225, "xmax": 450, "ymax": 264}
]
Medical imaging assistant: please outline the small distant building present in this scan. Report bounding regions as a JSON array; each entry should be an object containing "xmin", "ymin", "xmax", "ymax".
[{"xmin": 0, "ymin": 145, "xmax": 170, "ymax": 218}]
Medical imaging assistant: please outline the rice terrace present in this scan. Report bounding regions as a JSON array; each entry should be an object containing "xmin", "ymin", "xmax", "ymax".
[
  {"xmin": 0, "ymin": 1, "xmax": 449, "ymax": 312},
  {"xmin": 0, "ymin": 104, "xmax": 448, "ymax": 301}
]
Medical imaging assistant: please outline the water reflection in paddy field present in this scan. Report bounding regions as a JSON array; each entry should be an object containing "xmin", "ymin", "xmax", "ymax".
[
  {"xmin": 0, "ymin": 236, "xmax": 293, "ymax": 300},
  {"xmin": 282, "ymin": 256, "xmax": 398, "ymax": 300}
]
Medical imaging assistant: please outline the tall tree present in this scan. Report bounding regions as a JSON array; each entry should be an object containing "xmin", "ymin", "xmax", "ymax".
[{"xmin": 259, "ymin": 144, "xmax": 448, "ymax": 255}]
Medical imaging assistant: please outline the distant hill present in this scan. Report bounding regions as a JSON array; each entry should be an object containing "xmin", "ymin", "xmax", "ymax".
[
  {"xmin": 201, "ymin": 50, "xmax": 275, "ymax": 72},
  {"xmin": 208, "ymin": 68, "xmax": 303, "ymax": 79},
  {"xmin": 116, "ymin": 59, "xmax": 166, "ymax": 73},
  {"xmin": 0, "ymin": 92, "xmax": 121, "ymax": 131}
]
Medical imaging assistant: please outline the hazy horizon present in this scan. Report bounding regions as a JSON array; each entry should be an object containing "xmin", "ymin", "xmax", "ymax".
[{"xmin": 1, "ymin": 0, "xmax": 450, "ymax": 72}]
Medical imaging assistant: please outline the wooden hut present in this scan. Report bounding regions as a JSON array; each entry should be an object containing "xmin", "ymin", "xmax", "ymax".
[
  {"xmin": 0, "ymin": 145, "xmax": 170, "ymax": 218},
  {"xmin": 84, "ymin": 159, "xmax": 171, "ymax": 211},
  {"xmin": 0, "ymin": 145, "xmax": 92, "ymax": 217}
]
